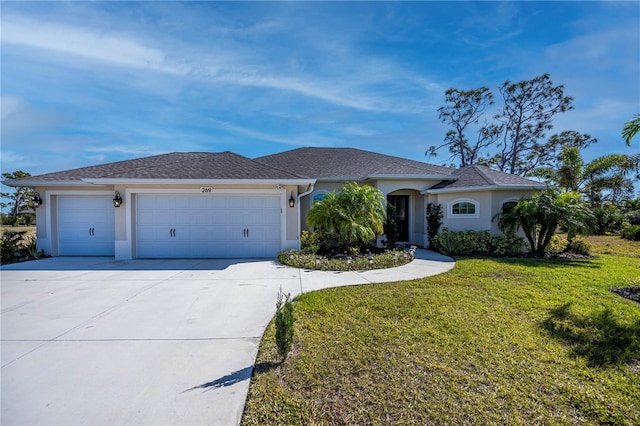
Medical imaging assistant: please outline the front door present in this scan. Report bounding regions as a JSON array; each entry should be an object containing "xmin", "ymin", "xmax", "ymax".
[{"xmin": 388, "ymin": 195, "xmax": 409, "ymax": 242}]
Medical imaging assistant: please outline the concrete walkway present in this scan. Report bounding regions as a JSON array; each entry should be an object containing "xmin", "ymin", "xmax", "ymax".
[{"xmin": 1, "ymin": 250, "xmax": 454, "ymax": 426}]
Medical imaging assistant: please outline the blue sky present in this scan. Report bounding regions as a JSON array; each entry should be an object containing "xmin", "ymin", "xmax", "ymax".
[{"xmin": 1, "ymin": 1, "xmax": 639, "ymax": 178}]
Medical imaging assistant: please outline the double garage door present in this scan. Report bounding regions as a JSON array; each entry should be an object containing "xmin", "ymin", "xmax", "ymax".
[
  {"xmin": 56, "ymin": 194, "xmax": 282, "ymax": 258},
  {"xmin": 136, "ymin": 194, "xmax": 282, "ymax": 258}
]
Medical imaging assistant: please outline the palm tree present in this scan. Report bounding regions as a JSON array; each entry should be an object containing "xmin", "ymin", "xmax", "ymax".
[
  {"xmin": 622, "ymin": 114, "xmax": 640, "ymax": 146},
  {"xmin": 532, "ymin": 150, "xmax": 637, "ymax": 208},
  {"xmin": 306, "ymin": 182, "xmax": 387, "ymax": 251},
  {"xmin": 497, "ymin": 190, "xmax": 591, "ymax": 255}
]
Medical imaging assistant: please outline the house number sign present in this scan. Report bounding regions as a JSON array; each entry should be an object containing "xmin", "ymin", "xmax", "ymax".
[{"xmin": 201, "ymin": 187, "xmax": 213, "ymax": 193}]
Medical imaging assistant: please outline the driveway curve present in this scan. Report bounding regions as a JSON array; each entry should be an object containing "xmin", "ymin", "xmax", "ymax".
[{"xmin": 1, "ymin": 249, "xmax": 453, "ymax": 425}]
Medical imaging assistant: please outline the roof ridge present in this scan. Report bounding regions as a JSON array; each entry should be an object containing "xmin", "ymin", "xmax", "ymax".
[{"xmin": 468, "ymin": 164, "xmax": 495, "ymax": 185}]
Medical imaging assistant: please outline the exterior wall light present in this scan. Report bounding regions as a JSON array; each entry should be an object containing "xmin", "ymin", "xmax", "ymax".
[
  {"xmin": 113, "ymin": 191, "xmax": 123, "ymax": 208},
  {"xmin": 33, "ymin": 192, "xmax": 43, "ymax": 208},
  {"xmin": 289, "ymin": 193, "xmax": 295, "ymax": 208}
]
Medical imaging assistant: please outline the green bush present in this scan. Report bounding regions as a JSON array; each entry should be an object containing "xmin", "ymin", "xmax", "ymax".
[
  {"xmin": 300, "ymin": 230, "xmax": 320, "ymax": 254},
  {"xmin": 275, "ymin": 289, "xmax": 294, "ymax": 361},
  {"xmin": 588, "ymin": 205, "xmax": 624, "ymax": 235},
  {"xmin": 626, "ymin": 210, "xmax": 640, "ymax": 226},
  {"xmin": 426, "ymin": 203, "xmax": 443, "ymax": 249},
  {"xmin": 566, "ymin": 237, "xmax": 592, "ymax": 256},
  {"xmin": 0, "ymin": 232, "xmax": 45, "ymax": 264},
  {"xmin": 621, "ymin": 225, "xmax": 640, "ymax": 241},
  {"xmin": 493, "ymin": 233, "xmax": 527, "ymax": 257},
  {"xmin": 23, "ymin": 236, "xmax": 44, "ymax": 260},
  {"xmin": 547, "ymin": 235, "xmax": 568, "ymax": 254},
  {"xmin": 432, "ymin": 228, "xmax": 525, "ymax": 257},
  {"xmin": 1, "ymin": 230, "xmax": 27, "ymax": 264},
  {"xmin": 1, "ymin": 215, "xmax": 17, "ymax": 226}
]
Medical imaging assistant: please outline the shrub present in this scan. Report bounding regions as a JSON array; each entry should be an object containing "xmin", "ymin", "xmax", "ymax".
[
  {"xmin": 300, "ymin": 230, "xmax": 320, "ymax": 254},
  {"xmin": 278, "ymin": 249, "xmax": 414, "ymax": 271},
  {"xmin": 23, "ymin": 236, "xmax": 44, "ymax": 260},
  {"xmin": 565, "ymin": 237, "xmax": 592, "ymax": 256},
  {"xmin": 493, "ymin": 233, "xmax": 527, "ymax": 257},
  {"xmin": 588, "ymin": 204, "xmax": 624, "ymax": 235},
  {"xmin": 621, "ymin": 225, "xmax": 640, "ymax": 241},
  {"xmin": 626, "ymin": 210, "xmax": 640, "ymax": 226},
  {"xmin": 275, "ymin": 289, "xmax": 294, "ymax": 361},
  {"xmin": 1, "ymin": 230, "xmax": 27, "ymax": 264},
  {"xmin": 432, "ymin": 228, "xmax": 525, "ymax": 257},
  {"xmin": 1, "ymin": 231, "xmax": 45, "ymax": 264},
  {"xmin": 426, "ymin": 203, "xmax": 443, "ymax": 249},
  {"xmin": 547, "ymin": 235, "xmax": 568, "ymax": 254}
]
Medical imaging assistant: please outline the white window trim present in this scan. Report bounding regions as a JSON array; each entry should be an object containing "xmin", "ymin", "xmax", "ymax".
[{"xmin": 448, "ymin": 198, "xmax": 479, "ymax": 218}]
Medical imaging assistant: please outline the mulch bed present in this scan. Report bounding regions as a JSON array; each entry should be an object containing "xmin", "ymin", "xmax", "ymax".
[{"xmin": 610, "ymin": 287, "xmax": 640, "ymax": 304}]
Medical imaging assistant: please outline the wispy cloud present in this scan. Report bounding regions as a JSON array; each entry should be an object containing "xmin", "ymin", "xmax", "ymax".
[
  {"xmin": 208, "ymin": 119, "xmax": 305, "ymax": 146},
  {"xmin": 1, "ymin": 12, "xmax": 441, "ymax": 114},
  {"xmin": 2, "ymin": 17, "xmax": 190, "ymax": 75}
]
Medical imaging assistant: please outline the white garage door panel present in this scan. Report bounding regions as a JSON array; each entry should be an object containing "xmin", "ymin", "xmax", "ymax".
[
  {"xmin": 58, "ymin": 196, "xmax": 115, "ymax": 256},
  {"xmin": 136, "ymin": 194, "xmax": 282, "ymax": 258}
]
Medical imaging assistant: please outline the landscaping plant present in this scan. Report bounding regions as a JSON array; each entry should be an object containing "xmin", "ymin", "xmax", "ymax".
[
  {"xmin": 431, "ymin": 228, "xmax": 525, "ymax": 257},
  {"xmin": 497, "ymin": 190, "xmax": 592, "ymax": 255},
  {"xmin": 426, "ymin": 202, "xmax": 443, "ymax": 249},
  {"xmin": 274, "ymin": 289, "xmax": 294, "ymax": 361},
  {"xmin": 306, "ymin": 181, "xmax": 386, "ymax": 253}
]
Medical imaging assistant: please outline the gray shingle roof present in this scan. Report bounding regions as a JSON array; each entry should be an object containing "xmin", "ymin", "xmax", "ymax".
[
  {"xmin": 8, "ymin": 152, "xmax": 305, "ymax": 183},
  {"xmin": 5, "ymin": 148, "xmax": 545, "ymax": 192},
  {"xmin": 255, "ymin": 147, "xmax": 456, "ymax": 180},
  {"xmin": 428, "ymin": 164, "xmax": 546, "ymax": 190}
]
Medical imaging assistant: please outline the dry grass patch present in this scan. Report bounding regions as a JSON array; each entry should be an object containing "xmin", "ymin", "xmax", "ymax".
[{"xmin": 584, "ymin": 234, "xmax": 640, "ymax": 258}]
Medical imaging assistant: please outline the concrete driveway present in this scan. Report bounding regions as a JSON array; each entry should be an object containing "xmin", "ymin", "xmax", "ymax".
[{"xmin": 1, "ymin": 250, "xmax": 454, "ymax": 426}]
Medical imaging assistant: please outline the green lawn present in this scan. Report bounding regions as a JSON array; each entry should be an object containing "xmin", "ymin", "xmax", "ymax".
[{"xmin": 242, "ymin": 237, "xmax": 640, "ymax": 425}]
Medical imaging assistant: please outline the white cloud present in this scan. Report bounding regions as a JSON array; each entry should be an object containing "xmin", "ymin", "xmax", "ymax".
[
  {"xmin": 84, "ymin": 145, "xmax": 168, "ymax": 156},
  {"xmin": 1, "ymin": 96, "xmax": 25, "ymax": 120},
  {"xmin": 0, "ymin": 96, "xmax": 68, "ymax": 141},
  {"xmin": 1, "ymin": 12, "xmax": 443, "ymax": 115},
  {"xmin": 208, "ymin": 119, "xmax": 303, "ymax": 146},
  {"xmin": 1, "ymin": 17, "xmax": 190, "ymax": 75}
]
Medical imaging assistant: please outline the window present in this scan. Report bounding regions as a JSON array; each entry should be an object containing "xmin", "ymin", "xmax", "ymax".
[
  {"xmin": 501, "ymin": 201, "xmax": 518, "ymax": 215},
  {"xmin": 311, "ymin": 192, "xmax": 327, "ymax": 204},
  {"xmin": 449, "ymin": 199, "xmax": 479, "ymax": 217},
  {"xmin": 452, "ymin": 202, "xmax": 476, "ymax": 215}
]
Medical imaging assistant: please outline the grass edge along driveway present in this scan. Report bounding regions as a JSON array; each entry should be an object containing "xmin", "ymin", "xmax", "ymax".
[{"xmin": 242, "ymin": 237, "xmax": 640, "ymax": 425}]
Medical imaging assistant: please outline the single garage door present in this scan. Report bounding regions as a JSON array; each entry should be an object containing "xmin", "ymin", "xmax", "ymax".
[
  {"xmin": 136, "ymin": 194, "xmax": 282, "ymax": 258},
  {"xmin": 57, "ymin": 196, "xmax": 116, "ymax": 256}
]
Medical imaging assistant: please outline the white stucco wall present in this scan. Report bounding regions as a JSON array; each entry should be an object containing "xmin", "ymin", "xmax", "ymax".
[
  {"xmin": 426, "ymin": 189, "xmax": 542, "ymax": 238},
  {"xmin": 435, "ymin": 191, "xmax": 493, "ymax": 231}
]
